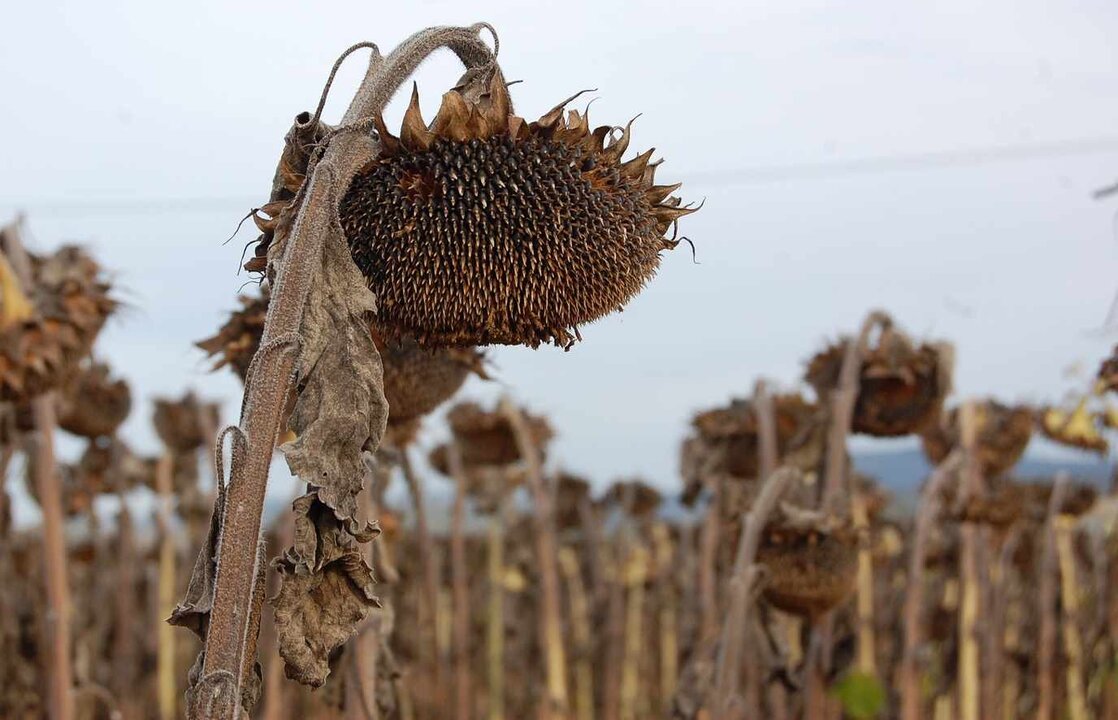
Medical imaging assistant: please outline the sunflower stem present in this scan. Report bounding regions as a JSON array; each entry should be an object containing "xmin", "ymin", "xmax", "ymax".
[
  {"xmin": 1, "ymin": 218, "xmax": 76, "ymax": 720},
  {"xmin": 1036, "ymin": 472, "xmax": 1069, "ymax": 720},
  {"xmin": 500, "ymin": 397, "xmax": 569, "ymax": 717},
  {"xmin": 193, "ymin": 27, "xmax": 497, "ymax": 719}
]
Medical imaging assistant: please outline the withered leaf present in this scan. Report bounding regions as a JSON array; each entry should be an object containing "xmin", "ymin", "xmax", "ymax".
[
  {"xmin": 271, "ymin": 492, "xmax": 381, "ymax": 687},
  {"xmin": 281, "ymin": 206, "xmax": 389, "ymax": 522},
  {"xmin": 169, "ymin": 477, "xmax": 227, "ymax": 639}
]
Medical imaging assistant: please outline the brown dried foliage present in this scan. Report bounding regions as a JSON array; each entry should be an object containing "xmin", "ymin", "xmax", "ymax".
[
  {"xmin": 920, "ymin": 400, "xmax": 1033, "ymax": 478},
  {"xmin": 56, "ymin": 361, "xmax": 131, "ymax": 439},
  {"xmin": 0, "ymin": 246, "xmax": 115, "ymax": 403},
  {"xmin": 806, "ymin": 327, "xmax": 951, "ymax": 437},
  {"xmin": 270, "ymin": 493, "xmax": 381, "ymax": 688}
]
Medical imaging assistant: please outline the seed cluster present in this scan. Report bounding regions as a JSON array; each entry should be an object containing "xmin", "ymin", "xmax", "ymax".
[
  {"xmin": 338, "ymin": 78, "xmax": 695, "ymax": 348},
  {"xmin": 806, "ymin": 329, "xmax": 951, "ymax": 437}
]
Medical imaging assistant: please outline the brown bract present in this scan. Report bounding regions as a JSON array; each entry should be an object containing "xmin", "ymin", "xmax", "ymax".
[
  {"xmin": 806, "ymin": 328, "xmax": 951, "ymax": 437},
  {"xmin": 196, "ymin": 291, "xmax": 269, "ymax": 380},
  {"xmin": 337, "ymin": 72, "xmax": 697, "ymax": 348},
  {"xmin": 920, "ymin": 400, "xmax": 1033, "ymax": 478},
  {"xmin": 56, "ymin": 361, "xmax": 131, "ymax": 439},
  {"xmin": 0, "ymin": 246, "xmax": 115, "ymax": 403}
]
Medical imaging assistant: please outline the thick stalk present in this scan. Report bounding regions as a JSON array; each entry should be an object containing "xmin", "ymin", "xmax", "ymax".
[
  {"xmin": 653, "ymin": 525, "xmax": 677, "ymax": 717},
  {"xmin": 113, "ymin": 498, "xmax": 139, "ymax": 720},
  {"xmin": 155, "ymin": 452, "xmax": 178, "ymax": 720},
  {"xmin": 2, "ymin": 220, "xmax": 74, "ymax": 720},
  {"xmin": 488, "ymin": 502, "xmax": 508, "ymax": 720},
  {"xmin": 619, "ymin": 546, "xmax": 647, "ymax": 720},
  {"xmin": 558, "ymin": 547, "xmax": 594, "ymax": 720},
  {"xmin": 499, "ymin": 398, "xmax": 568, "ymax": 716},
  {"xmin": 711, "ymin": 468, "xmax": 796, "ymax": 719},
  {"xmin": 807, "ymin": 311, "xmax": 891, "ymax": 720},
  {"xmin": 447, "ymin": 444, "xmax": 472, "ymax": 720},
  {"xmin": 1036, "ymin": 473, "xmax": 1069, "ymax": 720},
  {"xmin": 1055, "ymin": 514, "xmax": 1089, "ymax": 720},
  {"xmin": 697, "ymin": 484, "xmax": 722, "ymax": 644},
  {"xmin": 898, "ymin": 457, "xmax": 961, "ymax": 720},
  {"xmin": 401, "ymin": 447, "xmax": 444, "ymax": 709},
  {"xmin": 198, "ymin": 28, "xmax": 497, "ymax": 716},
  {"xmin": 957, "ymin": 402, "xmax": 983, "ymax": 720},
  {"xmin": 602, "ymin": 544, "xmax": 625, "ymax": 720}
]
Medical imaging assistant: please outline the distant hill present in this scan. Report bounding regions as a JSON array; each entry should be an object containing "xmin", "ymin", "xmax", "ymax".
[{"xmin": 852, "ymin": 447, "xmax": 1113, "ymax": 510}]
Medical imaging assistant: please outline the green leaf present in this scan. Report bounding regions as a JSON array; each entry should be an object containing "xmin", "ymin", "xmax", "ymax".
[{"xmin": 832, "ymin": 671, "xmax": 887, "ymax": 719}]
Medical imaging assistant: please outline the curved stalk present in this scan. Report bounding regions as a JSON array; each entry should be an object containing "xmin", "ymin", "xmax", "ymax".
[{"xmin": 194, "ymin": 27, "xmax": 497, "ymax": 718}]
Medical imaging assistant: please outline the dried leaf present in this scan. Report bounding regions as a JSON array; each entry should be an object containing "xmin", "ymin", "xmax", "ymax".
[
  {"xmin": 280, "ymin": 206, "xmax": 389, "ymax": 522},
  {"xmin": 271, "ymin": 493, "xmax": 381, "ymax": 687}
]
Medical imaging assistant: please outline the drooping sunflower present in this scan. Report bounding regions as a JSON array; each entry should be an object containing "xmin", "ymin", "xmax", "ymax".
[
  {"xmin": 327, "ymin": 72, "xmax": 696, "ymax": 348},
  {"xmin": 806, "ymin": 327, "xmax": 952, "ymax": 437},
  {"xmin": 919, "ymin": 400, "xmax": 1033, "ymax": 478},
  {"xmin": 0, "ymin": 246, "xmax": 115, "ymax": 403},
  {"xmin": 56, "ymin": 361, "xmax": 131, "ymax": 440}
]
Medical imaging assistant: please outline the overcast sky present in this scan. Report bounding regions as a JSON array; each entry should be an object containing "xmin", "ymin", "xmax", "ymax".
[{"xmin": 3, "ymin": 0, "xmax": 1118, "ymax": 503}]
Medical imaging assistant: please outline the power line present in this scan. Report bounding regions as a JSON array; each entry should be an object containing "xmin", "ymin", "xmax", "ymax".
[
  {"xmin": 6, "ymin": 133, "xmax": 1118, "ymax": 217},
  {"xmin": 682, "ymin": 134, "xmax": 1118, "ymax": 186}
]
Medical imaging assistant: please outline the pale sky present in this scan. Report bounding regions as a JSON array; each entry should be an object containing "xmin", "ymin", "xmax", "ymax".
[{"xmin": 2, "ymin": 0, "xmax": 1118, "ymax": 500}]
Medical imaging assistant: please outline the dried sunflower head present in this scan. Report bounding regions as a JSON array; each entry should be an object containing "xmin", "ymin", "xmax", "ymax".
[
  {"xmin": 680, "ymin": 393, "xmax": 826, "ymax": 501},
  {"xmin": 919, "ymin": 400, "xmax": 1033, "ymax": 478},
  {"xmin": 152, "ymin": 392, "xmax": 220, "ymax": 453},
  {"xmin": 199, "ymin": 291, "xmax": 487, "ymax": 432},
  {"xmin": 554, "ymin": 471, "xmax": 592, "ymax": 530},
  {"xmin": 445, "ymin": 400, "xmax": 552, "ymax": 467},
  {"xmin": 333, "ymin": 72, "xmax": 696, "ymax": 348},
  {"xmin": 806, "ymin": 327, "xmax": 952, "ymax": 437},
  {"xmin": 601, "ymin": 478, "xmax": 663, "ymax": 518},
  {"xmin": 756, "ymin": 513, "xmax": 858, "ymax": 621},
  {"xmin": 0, "ymin": 246, "xmax": 115, "ymax": 403},
  {"xmin": 56, "ymin": 361, "xmax": 131, "ymax": 439}
]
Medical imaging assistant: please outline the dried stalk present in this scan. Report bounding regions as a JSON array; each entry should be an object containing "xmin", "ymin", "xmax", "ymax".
[
  {"xmin": 499, "ymin": 397, "xmax": 569, "ymax": 716},
  {"xmin": 195, "ymin": 27, "xmax": 497, "ymax": 718},
  {"xmin": 1055, "ymin": 514, "xmax": 1089, "ymax": 720},
  {"xmin": 347, "ymin": 464, "xmax": 384, "ymax": 720},
  {"xmin": 1036, "ymin": 472, "xmax": 1070, "ymax": 720},
  {"xmin": 806, "ymin": 310, "xmax": 891, "ymax": 720},
  {"xmin": 898, "ymin": 453, "xmax": 960, "ymax": 720},
  {"xmin": 112, "ymin": 497, "xmax": 139, "ymax": 720},
  {"xmin": 710, "ymin": 467, "xmax": 797, "ymax": 720},
  {"xmin": 155, "ymin": 452, "xmax": 178, "ymax": 720},
  {"xmin": 2, "ymin": 219, "xmax": 75, "ymax": 720},
  {"xmin": 401, "ymin": 447, "xmax": 445, "ymax": 710},
  {"xmin": 957, "ymin": 401, "xmax": 984, "ymax": 720},
  {"xmin": 983, "ymin": 528, "xmax": 1018, "ymax": 720},
  {"xmin": 603, "ymin": 542, "xmax": 625, "ymax": 720},
  {"xmin": 653, "ymin": 524, "xmax": 678, "ymax": 716},
  {"xmin": 558, "ymin": 547, "xmax": 594, "ymax": 720},
  {"xmin": 619, "ymin": 546, "xmax": 648, "ymax": 720},
  {"xmin": 447, "ymin": 443, "xmax": 472, "ymax": 720},
  {"xmin": 488, "ymin": 500, "xmax": 508, "ymax": 720},
  {"xmin": 697, "ymin": 482, "xmax": 722, "ymax": 645}
]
